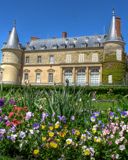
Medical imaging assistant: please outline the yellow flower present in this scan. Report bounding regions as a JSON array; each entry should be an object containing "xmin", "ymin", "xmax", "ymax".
[
  {"xmin": 42, "ymin": 136, "xmax": 46, "ymax": 141},
  {"xmin": 66, "ymin": 138, "xmax": 72, "ymax": 145},
  {"xmin": 81, "ymin": 134, "xmax": 86, "ymax": 141},
  {"xmin": 96, "ymin": 137, "xmax": 101, "ymax": 143},
  {"xmin": 59, "ymin": 131, "xmax": 66, "ymax": 137},
  {"xmin": 49, "ymin": 126, "xmax": 54, "ymax": 130},
  {"xmin": 55, "ymin": 122, "xmax": 60, "ymax": 129},
  {"xmin": 92, "ymin": 128, "xmax": 97, "ymax": 134},
  {"xmin": 48, "ymin": 131, "xmax": 54, "ymax": 137},
  {"xmin": 75, "ymin": 130, "xmax": 80, "ymax": 136},
  {"xmin": 50, "ymin": 141, "xmax": 58, "ymax": 148},
  {"xmin": 83, "ymin": 148, "xmax": 90, "ymax": 156},
  {"xmin": 94, "ymin": 136, "xmax": 101, "ymax": 143},
  {"xmin": 33, "ymin": 149, "xmax": 39, "ymax": 155},
  {"xmin": 41, "ymin": 125, "xmax": 46, "ymax": 130},
  {"xmin": 56, "ymin": 138, "xmax": 60, "ymax": 142}
]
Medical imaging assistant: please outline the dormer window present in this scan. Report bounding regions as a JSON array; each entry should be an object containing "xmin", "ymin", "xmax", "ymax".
[
  {"xmin": 65, "ymin": 39, "xmax": 69, "ymax": 45},
  {"xmin": 52, "ymin": 44, "xmax": 58, "ymax": 49},
  {"xmin": 69, "ymin": 43, "xmax": 75, "ymax": 48},
  {"xmin": 30, "ymin": 46, "xmax": 35, "ymax": 50},
  {"xmin": 40, "ymin": 45, "xmax": 47, "ymax": 50},
  {"xmin": 73, "ymin": 38, "xmax": 77, "ymax": 44},
  {"xmin": 81, "ymin": 42, "xmax": 88, "ymax": 48},
  {"xmin": 60, "ymin": 43, "xmax": 67, "ymax": 48}
]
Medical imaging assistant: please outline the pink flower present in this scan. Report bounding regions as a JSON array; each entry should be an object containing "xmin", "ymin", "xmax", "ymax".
[{"xmin": 25, "ymin": 112, "xmax": 33, "ymax": 120}]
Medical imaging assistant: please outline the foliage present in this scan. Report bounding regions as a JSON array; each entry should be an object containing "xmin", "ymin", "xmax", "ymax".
[{"xmin": 0, "ymin": 86, "xmax": 128, "ymax": 159}]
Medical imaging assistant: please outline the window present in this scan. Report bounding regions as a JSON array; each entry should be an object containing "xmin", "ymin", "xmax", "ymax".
[
  {"xmin": 116, "ymin": 49, "xmax": 122, "ymax": 61},
  {"xmin": 77, "ymin": 68, "xmax": 86, "ymax": 85},
  {"xmin": 52, "ymin": 44, "xmax": 58, "ymax": 49},
  {"xmin": 79, "ymin": 54, "xmax": 84, "ymax": 63},
  {"xmin": 48, "ymin": 73, "xmax": 53, "ymax": 83},
  {"xmin": 25, "ymin": 56, "xmax": 29, "ymax": 63},
  {"xmin": 69, "ymin": 44, "xmax": 75, "ymax": 48},
  {"xmin": 64, "ymin": 69, "xmax": 72, "ymax": 84},
  {"xmin": 37, "ymin": 56, "xmax": 42, "ymax": 63},
  {"xmin": 49, "ymin": 55, "xmax": 54, "ymax": 64},
  {"xmin": 36, "ymin": 73, "xmax": 41, "ymax": 83},
  {"xmin": 108, "ymin": 75, "xmax": 112, "ymax": 84},
  {"xmin": 66, "ymin": 54, "xmax": 71, "ymax": 63},
  {"xmin": 24, "ymin": 73, "xmax": 28, "ymax": 81},
  {"xmin": 92, "ymin": 53, "xmax": 98, "ymax": 62},
  {"xmin": 90, "ymin": 68, "xmax": 100, "ymax": 86}
]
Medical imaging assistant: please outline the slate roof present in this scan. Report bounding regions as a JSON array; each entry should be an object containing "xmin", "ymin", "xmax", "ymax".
[{"xmin": 25, "ymin": 35, "xmax": 106, "ymax": 51}]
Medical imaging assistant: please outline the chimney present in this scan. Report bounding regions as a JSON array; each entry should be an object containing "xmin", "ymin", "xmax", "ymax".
[
  {"xmin": 62, "ymin": 32, "xmax": 67, "ymax": 38},
  {"xmin": 31, "ymin": 36, "xmax": 40, "ymax": 41},
  {"xmin": 116, "ymin": 17, "xmax": 121, "ymax": 37}
]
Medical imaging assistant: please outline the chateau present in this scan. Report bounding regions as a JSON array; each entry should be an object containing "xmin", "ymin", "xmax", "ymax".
[{"xmin": 0, "ymin": 10, "xmax": 127, "ymax": 86}]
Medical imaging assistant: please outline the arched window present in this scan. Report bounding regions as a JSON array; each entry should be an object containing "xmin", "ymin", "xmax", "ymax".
[
  {"xmin": 64, "ymin": 69, "xmax": 72, "ymax": 84},
  {"xmin": 77, "ymin": 68, "xmax": 86, "ymax": 85},
  {"xmin": 90, "ymin": 67, "xmax": 100, "ymax": 86}
]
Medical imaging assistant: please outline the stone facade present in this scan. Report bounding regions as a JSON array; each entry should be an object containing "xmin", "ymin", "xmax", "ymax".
[{"xmin": 0, "ymin": 10, "xmax": 127, "ymax": 86}]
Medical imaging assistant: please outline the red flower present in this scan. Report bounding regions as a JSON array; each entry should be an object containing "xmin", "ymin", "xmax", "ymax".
[
  {"xmin": 11, "ymin": 119, "xmax": 21, "ymax": 126},
  {"xmin": 8, "ymin": 112, "xmax": 14, "ymax": 118}
]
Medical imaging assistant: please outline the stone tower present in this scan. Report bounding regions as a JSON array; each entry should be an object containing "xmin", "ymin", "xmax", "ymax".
[
  {"xmin": 103, "ymin": 9, "xmax": 126, "ymax": 85},
  {"xmin": 1, "ymin": 23, "xmax": 23, "ymax": 84}
]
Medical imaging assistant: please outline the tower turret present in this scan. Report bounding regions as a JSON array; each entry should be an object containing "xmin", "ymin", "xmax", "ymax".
[
  {"xmin": 103, "ymin": 9, "xmax": 126, "ymax": 85},
  {"xmin": 1, "ymin": 22, "xmax": 23, "ymax": 84}
]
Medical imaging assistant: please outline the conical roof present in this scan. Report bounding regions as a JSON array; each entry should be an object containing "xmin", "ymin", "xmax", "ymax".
[
  {"xmin": 106, "ymin": 9, "xmax": 123, "ymax": 42},
  {"xmin": 3, "ymin": 22, "xmax": 21, "ymax": 49}
]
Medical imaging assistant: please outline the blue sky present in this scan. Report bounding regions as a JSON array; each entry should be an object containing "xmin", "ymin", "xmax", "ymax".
[{"xmin": 0, "ymin": 0, "xmax": 128, "ymax": 61}]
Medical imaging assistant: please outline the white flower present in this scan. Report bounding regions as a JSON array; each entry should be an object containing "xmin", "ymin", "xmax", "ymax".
[
  {"xmin": 119, "ymin": 137, "xmax": 125, "ymax": 142},
  {"xmin": 115, "ymin": 139, "xmax": 120, "ymax": 145},
  {"xmin": 19, "ymin": 131, "xmax": 26, "ymax": 139},
  {"xmin": 29, "ymin": 129, "xmax": 34, "ymax": 134},
  {"xmin": 119, "ymin": 144, "xmax": 125, "ymax": 151},
  {"xmin": 82, "ymin": 145, "xmax": 87, "ymax": 150},
  {"xmin": 110, "ymin": 134, "xmax": 114, "ymax": 139},
  {"xmin": 66, "ymin": 138, "xmax": 72, "ymax": 145},
  {"xmin": 115, "ymin": 154, "xmax": 119, "ymax": 159}
]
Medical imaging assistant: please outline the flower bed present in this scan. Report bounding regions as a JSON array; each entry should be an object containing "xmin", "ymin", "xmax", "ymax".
[{"xmin": 0, "ymin": 97, "xmax": 128, "ymax": 160}]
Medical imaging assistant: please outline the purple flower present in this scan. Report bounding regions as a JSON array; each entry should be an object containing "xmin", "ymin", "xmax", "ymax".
[
  {"xmin": 58, "ymin": 115, "xmax": 66, "ymax": 123},
  {"xmin": 9, "ymin": 99, "xmax": 16, "ymax": 105},
  {"xmin": 0, "ymin": 129, "xmax": 6, "ymax": 135},
  {"xmin": 109, "ymin": 112, "xmax": 114, "ymax": 118},
  {"xmin": 9, "ymin": 126, "xmax": 16, "ymax": 133},
  {"xmin": 90, "ymin": 115, "xmax": 96, "ymax": 122},
  {"xmin": 72, "ymin": 129, "xmax": 75, "ymax": 135},
  {"xmin": 33, "ymin": 123, "xmax": 40, "ymax": 130},
  {"xmin": 93, "ymin": 112, "xmax": 100, "ymax": 117},
  {"xmin": 41, "ymin": 112, "xmax": 48, "ymax": 122},
  {"xmin": 121, "ymin": 111, "xmax": 128, "ymax": 117},
  {"xmin": 52, "ymin": 112, "xmax": 55, "ymax": 117},
  {"xmin": 10, "ymin": 134, "xmax": 17, "ymax": 142},
  {"xmin": 0, "ymin": 98, "xmax": 4, "ymax": 107}
]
